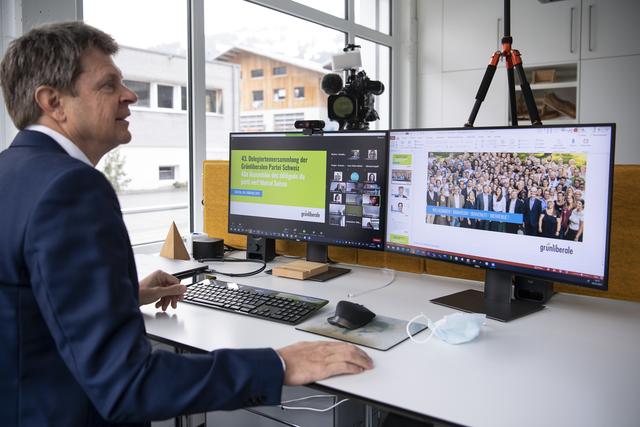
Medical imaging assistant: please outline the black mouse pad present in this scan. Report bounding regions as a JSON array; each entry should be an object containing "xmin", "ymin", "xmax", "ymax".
[{"xmin": 295, "ymin": 315, "xmax": 428, "ymax": 351}]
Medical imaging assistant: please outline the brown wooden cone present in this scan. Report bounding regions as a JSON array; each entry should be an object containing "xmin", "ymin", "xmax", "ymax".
[{"xmin": 159, "ymin": 221, "xmax": 190, "ymax": 260}]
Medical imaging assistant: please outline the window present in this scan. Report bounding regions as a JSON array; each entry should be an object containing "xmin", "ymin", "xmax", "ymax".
[
  {"xmin": 272, "ymin": 66, "xmax": 287, "ymax": 76},
  {"xmin": 292, "ymin": 0, "xmax": 345, "ymax": 18},
  {"xmin": 85, "ymin": 0, "xmax": 189, "ymax": 246},
  {"xmin": 157, "ymin": 84, "xmax": 174, "ymax": 109},
  {"xmin": 86, "ymin": 0, "xmax": 396, "ymax": 244},
  {"xmin": 273, "ymin": 88, "xmax": 286, "ymax": 102},
  {"xmin": 124, "ymin": 80, "xmax": 150, "ymax": 108},
  {"xmin": 294, "ymin": 86, "xmax": 305, "ymax": 99},
  {"xmin": 250, "ymin": 69, "xmax": 264, "ymax": 78},
  {"xmin": 252, "ymin": 90, "xmax": 264, "ymax": 109},
  {"xmin": 159, "ymin": 166, "xmax": 176, "ymax": 180},
  {"xmin": 355, "ymin": 0, "xmax": 391, "ymax": 35},
  {"xmin": 274, "ymin": 112, "xmax": 305, "ymax": 131},
  {"xmin": 205, "ymin": 89, "xmax": 222, "ymax": 113}
]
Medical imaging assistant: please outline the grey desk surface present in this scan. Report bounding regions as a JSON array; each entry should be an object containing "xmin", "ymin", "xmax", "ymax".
[{"xmin": 138, "ymin": 255, "xmax": 640, "ymax": 427}]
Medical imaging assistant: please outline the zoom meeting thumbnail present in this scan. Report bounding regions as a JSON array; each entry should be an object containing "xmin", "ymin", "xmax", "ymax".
[{"xmin": 229, "ymin": 132, "xmax": 387, "ymax": 250}]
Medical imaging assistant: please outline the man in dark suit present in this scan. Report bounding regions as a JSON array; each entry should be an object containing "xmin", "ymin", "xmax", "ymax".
[
  {"xmin": 506, "ymin": 189, "xmax": 525, "ymax": 234},
  {"xmin": 0, "ymin": 22, "xmax": 372, "ymax": 426},
  {"xmin": 476, "ymin": 185, "xmax": 493, "ymax": 230},
  {"xmin": 524, "ymin": 187, "xmax": 543, "ymax": 236}
]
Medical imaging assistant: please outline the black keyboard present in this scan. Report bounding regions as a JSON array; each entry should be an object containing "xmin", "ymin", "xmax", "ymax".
[{"xmin": 183, "ymin": 278, "xmax": 329, "ymax": 325}]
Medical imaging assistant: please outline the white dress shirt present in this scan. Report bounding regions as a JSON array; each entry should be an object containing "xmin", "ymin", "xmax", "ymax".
[{"xmin": 25, "ymin": 124, "xmax": 93, "ymax": 167}]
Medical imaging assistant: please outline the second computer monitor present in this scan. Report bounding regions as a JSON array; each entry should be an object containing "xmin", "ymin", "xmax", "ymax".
[
  {"xmin": 229, "ymin": 131, "xmax": 388, "ymax": 260},
  {"xmin": 385, "ymin": 124, "xmax": 615, "ymax": 320}
]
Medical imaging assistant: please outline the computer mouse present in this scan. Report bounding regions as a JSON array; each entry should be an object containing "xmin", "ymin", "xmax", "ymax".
[{"xmin": 327, "ymin": 300, "xmax": 376, "ymax": 330}]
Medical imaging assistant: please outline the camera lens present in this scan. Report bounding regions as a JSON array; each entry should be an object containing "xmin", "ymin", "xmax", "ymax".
[{"xmin": 331, "ymin": 95, "xmax": 355, "ymax": 119}]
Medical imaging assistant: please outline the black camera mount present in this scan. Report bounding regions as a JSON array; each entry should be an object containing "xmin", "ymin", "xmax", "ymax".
[{"xmin": 321, "ymin": 44, "xmax": 385, "ymax": 131}]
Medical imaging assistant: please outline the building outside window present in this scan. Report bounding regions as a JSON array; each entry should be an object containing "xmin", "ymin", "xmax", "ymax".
[
  {"xmin": 274, "ymin": 112, "xmax": 304, "ymax": 131},
  {"xmin": 273, "ymin": 88, "xmax": 286, "ymax": 102},
  {"xmin": 157, "ymin": 84, "xmax": 174, "ymax": 109},
  {"xmin": 293, "ymin": 86, "xmax": 305, "ymax": 99},
  {"xmin": 250, "ymin": 68, "xmax": 264, "ymax": 78},
  {"xmin": 272, "ymin": 66, "xmax": 287, "ymax": 76},
  {"xmin": 159, "ymin": 166, "xmax": 176, "ymax": 180},
  {"xmin": 240, "ymin": 114, "xmax": 266, "ymax": 132},
  {"xmin": 124, "ymin": 80, "xmax": 150, "ymax": 108}
]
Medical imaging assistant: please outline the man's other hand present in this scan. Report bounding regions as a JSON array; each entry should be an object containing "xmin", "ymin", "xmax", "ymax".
[
  {"xmin": 139, "ymin": 270, "xmax": 186, "ymax": 310},
  {"xmin": 276, "ymin": 341, "xmax": 374, "ymax": 385}
]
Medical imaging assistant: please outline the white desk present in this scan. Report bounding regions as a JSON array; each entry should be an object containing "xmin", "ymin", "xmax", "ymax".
[{"xmin": 139, "ymin": 256, "xmax": 640, "ymax": 427}]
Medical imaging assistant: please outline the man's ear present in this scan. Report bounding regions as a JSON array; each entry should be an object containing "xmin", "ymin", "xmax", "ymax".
[{"xmin": 34, "ymin": 85, "xmax": 66, "ymax": 123}]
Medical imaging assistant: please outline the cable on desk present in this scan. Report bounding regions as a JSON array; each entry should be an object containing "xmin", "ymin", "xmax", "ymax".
[
  {"xmin": 200, "ymin": 257, "xmax": 267, "ymax": 277},
  {"xmin": 280, "ymin": 394, "xmax": 350, "ymax": 412},
  {"xmin": 224, "ymin": 244, "xmax": 244, "ymax": 253},
  {"xmin": 346, "ymin": 268, "xmax": 396, "ymax": 299}
]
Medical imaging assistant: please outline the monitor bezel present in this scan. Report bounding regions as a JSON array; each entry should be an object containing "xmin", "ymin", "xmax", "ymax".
[
  {"xmin": 227, "ymin": 130, "xmax": 390, "ymax": 252},
  {"xmin": 385, "ymin": 123, "xmax": 616, "ymax": 291}
]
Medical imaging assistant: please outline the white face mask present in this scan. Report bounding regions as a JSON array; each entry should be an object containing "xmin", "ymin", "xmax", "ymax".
[{"xmin": 406, "ymin": 312, "xmax": 486, "ymax": 345}]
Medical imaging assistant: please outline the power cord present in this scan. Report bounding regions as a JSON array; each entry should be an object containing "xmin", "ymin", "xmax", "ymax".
[
  {"xmin": 347, "ymin": 268, "xmax": 396, "ymax": 298},
  {"xmin": 199, "ymin": 257, "xmax": 267, "ymax": 277},
  {"xmin": 280, "ymin": 394, "xmax": 350, "ymax": 412}
]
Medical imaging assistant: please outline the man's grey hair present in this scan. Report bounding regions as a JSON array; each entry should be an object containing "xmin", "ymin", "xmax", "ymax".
[{"xmin": 0, "ymin": 21, "xmax": 118, "ymax": 129}]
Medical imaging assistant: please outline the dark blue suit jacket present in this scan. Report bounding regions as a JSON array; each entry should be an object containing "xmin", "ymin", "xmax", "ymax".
[
  {"xmin": 524, "ymin": 197, "xmax": 543, "ymax": 227},
  {"xmin": 0, "ymin": 131, "xmax": 283, "ymax": 426}
]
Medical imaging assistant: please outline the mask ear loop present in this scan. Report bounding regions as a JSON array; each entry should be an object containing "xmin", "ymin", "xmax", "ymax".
[{"xmin": 406, "ymin": 313, "xmax": 435, "ymax": 344}]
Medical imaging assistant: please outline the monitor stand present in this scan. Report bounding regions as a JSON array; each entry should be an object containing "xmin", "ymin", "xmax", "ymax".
[
  {"xmin": 430, "ymin": 270, "xmax": 545, "ymax": 322},
  {"xmin": 305, "ymin": 243, "xmax": 350, "ymax": 282}
]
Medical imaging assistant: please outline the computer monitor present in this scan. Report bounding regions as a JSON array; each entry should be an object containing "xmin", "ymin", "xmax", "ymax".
[
  {"xmin": 228, "ymin": 131, "xmax": 388, "ymax": 268},
  {"xmin": 385, "ymin": 124, "xmax": 615, "ymax": 321}
]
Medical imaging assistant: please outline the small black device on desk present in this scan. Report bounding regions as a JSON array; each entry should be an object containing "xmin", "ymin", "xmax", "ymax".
[{"xmin": 183, "ymin": 278, "xmax": 328, "ymax": 325}]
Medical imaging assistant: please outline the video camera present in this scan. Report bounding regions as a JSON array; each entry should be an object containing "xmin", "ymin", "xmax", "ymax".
[{"xmin": 321, "ymin": 44, "xmax": 384, "ymax": 131}]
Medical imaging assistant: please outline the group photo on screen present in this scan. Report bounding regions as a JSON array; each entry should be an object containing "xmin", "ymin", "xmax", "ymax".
[{"xmin": 425, "ymin": 152, "xmax": 587, "ymax": 241}]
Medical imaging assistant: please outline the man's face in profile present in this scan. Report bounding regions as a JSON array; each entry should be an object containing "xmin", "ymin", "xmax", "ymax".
[{"xmin": 61, "ymin": 48, "xmax": 137, "ymax": 154}]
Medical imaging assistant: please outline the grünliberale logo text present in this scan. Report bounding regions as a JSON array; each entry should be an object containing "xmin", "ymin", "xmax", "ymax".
[
  {"xmin": 540, "ymin": 243, "xmax": 574, "ymax": 254},
  {"xmin": 301, "ymin": 211, "xmax": 320, "ymax": 218}
]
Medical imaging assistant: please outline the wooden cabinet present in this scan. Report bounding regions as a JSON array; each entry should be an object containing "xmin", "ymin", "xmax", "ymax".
[
  {"xmin": 511, "ymin": 0, "xmax": 581, "ymax": 65},
  {"xmin": 580, "ymin": 55, "xmax": 640, "ymax": 164},
  {"xmin": 581, "ymin": 0, "xmax": 640, "ymax": 60},
  {"xmin": 442, "ymin": 0, "xmax": 502, "ymax": 72}
]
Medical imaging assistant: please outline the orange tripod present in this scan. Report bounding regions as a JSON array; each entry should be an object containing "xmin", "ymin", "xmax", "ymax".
[{"xmin": 465, "ymin": 0, "xmax": 542, "ymax": 127}]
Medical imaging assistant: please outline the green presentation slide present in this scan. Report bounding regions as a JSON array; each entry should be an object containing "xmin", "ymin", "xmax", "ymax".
[{"xmin": 230, "ymin": 150, "xmax": 326, "ymax": 208}]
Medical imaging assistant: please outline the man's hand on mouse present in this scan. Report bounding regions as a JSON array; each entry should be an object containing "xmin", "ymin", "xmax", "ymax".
[{"xmin": 276, "ymin": 341, "xmax": 374, "ymax": 385}]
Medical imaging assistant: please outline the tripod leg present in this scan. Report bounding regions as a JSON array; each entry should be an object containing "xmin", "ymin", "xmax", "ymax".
[
  {"xmin": 507, "ymin": 66, "xmax": 518, "ymax": 126},
  {"xmin": 465, "ymin": 52, "xmax": 501, "ymax": 127},
  {"xmin": 512, "ymin": 51, "xmax": 542, "ymax": 125}
]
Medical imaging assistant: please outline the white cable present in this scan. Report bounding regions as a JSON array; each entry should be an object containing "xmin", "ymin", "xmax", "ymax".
[
  {"xmin": 281, "ymin": 394, "xmax": 337, "ymax": 404},
  {"xmin": 281, "ymin": 398, "xmax": 351, "ymax": 412},
  {"xmin": 347, "ymin": 268, "xmax": 396, "ymax": 298},
  {"xmin": 406, "ymin": 312, "xmax": 434, "ymax": 344}
]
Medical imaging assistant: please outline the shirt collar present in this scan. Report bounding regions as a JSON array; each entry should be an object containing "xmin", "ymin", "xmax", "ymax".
[{"xmin": 25, "ymin": 124, "xmax": 93, "ymax": 167}]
